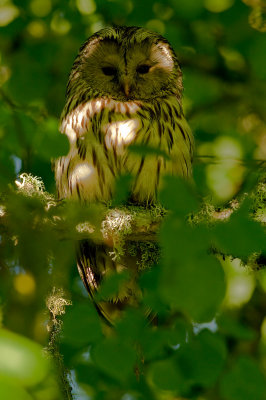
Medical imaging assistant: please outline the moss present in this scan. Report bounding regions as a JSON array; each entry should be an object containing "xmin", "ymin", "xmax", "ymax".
[
  {"xmin": 128, "ymin": 241, "xmax": 160, "ymax": 270},
  {"xmin": 188, "ymin": 199, "xmax": 216, "ymax": 225}
]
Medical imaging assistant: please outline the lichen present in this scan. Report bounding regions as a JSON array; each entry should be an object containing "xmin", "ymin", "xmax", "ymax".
[
  {"xmin": 15, "ymin": 172, "xmax": 55, "ymax": 208},
  {"xmin": 101, "ymin": 208, "xmax": 133, "ymax": 260},
  {"xmin": 101, "ymin": 204, "xmax": 164, "ymax": 262},
  {"xmin": 46, "ymin": 287, "xmax": 72, "ymax": 326}
]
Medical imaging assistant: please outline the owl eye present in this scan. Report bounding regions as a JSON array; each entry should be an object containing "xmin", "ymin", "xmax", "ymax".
[
  {"xmin": 136, "ymin": 65, "xmax": 150, "ymax": 74},
  {"xmin": 102, "ymin": 66, "xmax": 117, "ymax": 76}
]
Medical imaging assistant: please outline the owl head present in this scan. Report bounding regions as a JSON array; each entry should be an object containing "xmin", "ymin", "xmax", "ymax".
[{"xmin": 66, "ymin": 26, "xmax": 183, "ymax": 105}]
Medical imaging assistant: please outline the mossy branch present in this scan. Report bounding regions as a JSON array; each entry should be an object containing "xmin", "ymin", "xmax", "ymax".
[
  {"xmin": 46, "ymin": 288, "xmax": 73, "ymax": 400},
  {"xmin": 0, "ymin": 172, "xmax": 265, "ymax": 270}
]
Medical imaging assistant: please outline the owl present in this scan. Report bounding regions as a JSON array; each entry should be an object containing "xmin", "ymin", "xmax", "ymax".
[{"xmin": 55, "ymin": 26, "xmax": 194, "ymax": 323}]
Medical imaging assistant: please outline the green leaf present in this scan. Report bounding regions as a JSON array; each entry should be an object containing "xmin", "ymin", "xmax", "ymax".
[
  {"xmin": 214, "ymin": 200, "xmax": 266, "ymax": 258},
  {"xmin": 160, "ymin": 223, "xmax": 226, "ymax": 322},
  {"xmin": 176, "ymin": 330, "xmax": 227, "ymax": 387},
  {"xmin": 92, "ymin": 336, "xmax": 136, "ymax": 381},
  {"xmin": 148, "ymin": 358, "xmax": 185, "ymax": 392},
  {"xmin": 61, "ymin": 303, "xmax": 102, "ymax": 346},
  {"xmin": 167, "ymin": 318, "xmax": 190, "ymax": 348},
  {"xmin": 0, "ymin": 329, "xmax": 50, "ymax": 388},
  {"xmin": 140, "ymin": 328, "xmax": 171, "ymax": 361},
  {"xmin": 140, "ymin": 265, "xmax": 167, "ymax": 315},
  {"xmin": 159, "ymin": 176, "xmax": 199, "ymax": 216},
  {"xmin": 116, "ymin": 309, "xmax": 147, "ymax": 342},
  {"xmin": 33, "ymin": 117, "xmax": 69, "ymax": 160},
  {"xmin": 217, "ymin": 314, "xmax": 256, "ymax": 341},
  {"xmin": 248, "ymin": 36, "xmax": 266, "ymax": 80},
  {"xmin": 111, "ymin": 174, "xmax": 133, "ymax": 206},
  {"xmin": 162, "ymin": 254, "xmax": 225, "ymax": 321},
  {"xmin": 75, "ymin": 363, "xmax": 101, "ymax": 388},
  {"xmin": 220, "ymin": 356, "xmax": 266, "ymax": 400},
  {"xmin": 94, "ymin": 270, "xmax": 131, "ymax": 302},
  {"xmin": 169, "ymin": 0, "xmax": 204, "ymax": 19},
  {"xmin": 0, "ymin": 151, "xmax": 15, "ymax": 188},
  {"xmin": 183, "ymin": 69, "xmax": 222, "ymax": 107},
  {"xmin": 129, "ymin": 144, "xmax": 170, "ymax": 160},
  {"xmin": 0, "ymin": 378, "xmax": 33, "ymax": 400}
]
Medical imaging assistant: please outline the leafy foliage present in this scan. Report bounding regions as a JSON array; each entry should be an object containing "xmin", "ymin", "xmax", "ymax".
[{"xmin": 0, "ymin": 1, "xmax": 265, "ymax": 400}]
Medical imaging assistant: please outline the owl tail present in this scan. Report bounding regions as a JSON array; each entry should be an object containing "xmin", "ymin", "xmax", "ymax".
[{"xmin": 77, "ymin": 240, "xmax": 142, "ymax": 324}]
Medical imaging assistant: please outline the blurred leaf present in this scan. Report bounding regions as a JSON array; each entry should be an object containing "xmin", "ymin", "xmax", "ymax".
[
  {"xmin": 61, "ymin": 302, "xmax": 102, "ymax": 346},
  {"xmin": 140, "ymin": 328, "xmax": 172, "ymax": 361},
  {"xmin": 75, "ymin": 363, "xmax": 101, "ymax": 388},
  {"xmin": 33, "ymin": 117, "xmax": 69, "ymax": 160},
  {"xmin": 148, "ymin": 358, "xmax": 186, "ymax": 392},
  {"xmin": 217, "ymin": 314, "xmax": 257, "ymax": 340},
  {"xmin": 129, "ymin": 144, "xmax": 170, "ymax": 160},
  {"xmin": 29, "ymin": 373, "xmax": 62, "ymax": 400},
  {"xmin": 169, "ymin": 0, "xmax": 204, "ymax": 19},
  {"xmin": 160, "ymin": 222, "xmax": 226, "ymax": 322},
  {"xmin": 176, "ymin": 330, "xmax": 227, "ymax": 387},
  {"xmin": 0, "ymin": 151, "xmax": 15, "ymax": 188},
  {"xmin": 111, "ymin": 174, "xmax": 133, "ymax": 206},
  {"xmin": 183, "ymin": 70, "xmax": 222, "ymax": 108},
  {"xmin": 115, "ymin": 309, "xmax": 147, "ymax": 342},
  {"xmin": 0, "ymin": 378, "xmax": 33, "ymax": 400},
  {"xmin": 159, "ymin": 176, "xmax": 199, "ymax": 216},
  {"xmin": 220, "ymin": 356, "xmax": 266, "ymax": 400},
  {"xmin": 214, "ymin": 200, "xmax": 266, "ymax": 258},
  {"xmin": 140, "ymin": 265, "xmax": 167, "ymax": 315},
  {"xmin": 95, "ymin": 270, "xmax": 131, "ymax": 301},
  {"xmin": 91, "ymin": 336, "xmax": 136, "ymax": 381},
  {"xmin": 0, "ymin": 328, "xmax": 50, "ymax": 387},
  {"xmin": 167, "ymin": 317, "xmax": 191, "ymax": 348},
  {"xmin": 248, "ymin": 35, "xmax": 266, "ymax": 80},
  {"xmin": 8, "ymin": 52, "xmax": 49, "ymax": 103},
  {"xmin": 193, "ymin": 163, "xmax": 209, "ymax": 195}
]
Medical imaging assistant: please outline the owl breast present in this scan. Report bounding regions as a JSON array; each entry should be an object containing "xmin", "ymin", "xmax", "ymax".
[{"xmin": 55, "ymin": 96, "xmax": 193, "ymax": 205}]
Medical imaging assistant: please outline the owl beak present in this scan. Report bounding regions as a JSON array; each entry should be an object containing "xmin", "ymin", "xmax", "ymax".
[
  {"xmin": 123, "ymin": 81, "xmax": 130, "ymax": 97},
  {"xmin": 121, "ymin": 78, "xmax": 131, "ymax": 97}
]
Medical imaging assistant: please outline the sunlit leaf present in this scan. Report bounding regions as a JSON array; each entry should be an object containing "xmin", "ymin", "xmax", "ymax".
[
  {"xmin": 0, "ymin": 329, "xmax": 50, "ymax": 387},
  {"xmin": 0, "ymin": 4, "xmax": 19, "ymax": 27},
  {"xmin": 0, "ymin": 378, "xmax": 33, "ymax": 400}
]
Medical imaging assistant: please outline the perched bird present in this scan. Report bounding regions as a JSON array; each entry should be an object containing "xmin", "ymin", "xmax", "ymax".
[{"xmin": 55, "ymin": 26, "xmax": 193, "ymax": 323}]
